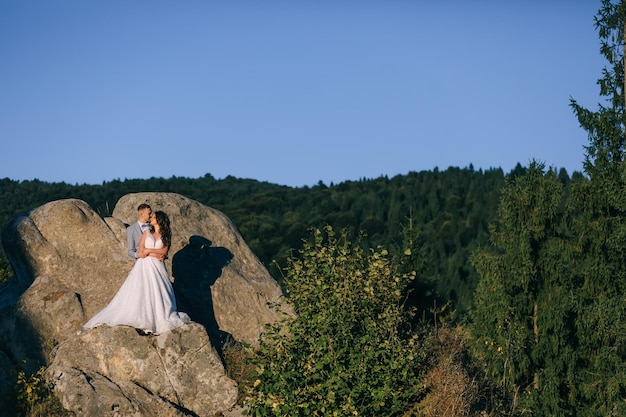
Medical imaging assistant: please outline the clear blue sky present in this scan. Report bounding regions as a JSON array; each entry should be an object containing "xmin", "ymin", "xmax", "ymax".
[{"xmin": 0, "ymin": 1, "xmax": 606, "ymax": 187}]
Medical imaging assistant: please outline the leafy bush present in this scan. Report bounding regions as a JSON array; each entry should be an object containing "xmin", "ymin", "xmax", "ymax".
[
  {"xmin": 16, "ymin": 368, "xmax": 46, "ymax": 411},
  {"xmin": 244, "ymin": 226, "xmax": 430, "ymax": 416},
  {"xmin": 14, "ymin": 366, "xmax": 70, "ymax": 417}
]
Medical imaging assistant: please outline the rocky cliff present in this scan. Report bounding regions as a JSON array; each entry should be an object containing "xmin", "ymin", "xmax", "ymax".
[{"xmin": 0, "ymin": 192, "xmax": 290, "ymax": 416}]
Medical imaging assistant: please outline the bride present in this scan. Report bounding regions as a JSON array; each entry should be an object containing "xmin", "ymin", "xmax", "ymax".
[{"xmin": 83, "ymin": 210, "xmax": 190, "ymax": 335}]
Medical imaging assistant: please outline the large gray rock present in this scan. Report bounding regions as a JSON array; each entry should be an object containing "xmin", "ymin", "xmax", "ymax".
[
  {"xmin": 48, "ymin": 323, "xmax": 237, "ymax": 416},
  {"xmin": 0, "ymin": 193, "xmax": 291, "ymax": 415},
  {"xmin": 112, "ymin": 192, "xmax": 290, "ymax": 347}
]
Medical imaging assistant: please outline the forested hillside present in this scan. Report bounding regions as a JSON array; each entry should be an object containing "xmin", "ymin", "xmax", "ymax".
[{"xmin": 0, "ymin": 164, "xmax": 571, "ymax": 318}]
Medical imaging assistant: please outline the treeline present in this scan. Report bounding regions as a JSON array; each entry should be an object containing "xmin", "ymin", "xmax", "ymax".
[{"xmin": 0, "ymin": 163, "xmax": 566, "ymax": 318}]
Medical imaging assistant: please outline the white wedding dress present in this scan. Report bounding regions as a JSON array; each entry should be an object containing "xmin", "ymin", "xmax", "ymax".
[{"xmin": 83, "ymin": 233, "xmax": 190, "ymax": 335}]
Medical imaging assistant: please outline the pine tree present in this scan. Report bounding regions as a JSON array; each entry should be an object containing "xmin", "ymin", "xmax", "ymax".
[
  {"xmin": 470, "ymin": 1, "xmax": 626, "ymax": 415},
  {"xmin": 568, "ymin": 0, "xmax": 626, "ymax": 414},
  {"xmin": 469, "ymin": 162, "xmax": 576, "ymax": 415}
]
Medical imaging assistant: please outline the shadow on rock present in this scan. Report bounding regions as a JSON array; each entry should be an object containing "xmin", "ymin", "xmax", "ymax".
[{"xmin": 172, "ymin": 235, "xmax": 233, "ymax": 353}]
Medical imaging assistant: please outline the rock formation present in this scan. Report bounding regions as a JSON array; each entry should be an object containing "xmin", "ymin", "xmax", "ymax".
[{"xmin": 0, "ymin": 193, "xmax": 290, "ymax": 416}]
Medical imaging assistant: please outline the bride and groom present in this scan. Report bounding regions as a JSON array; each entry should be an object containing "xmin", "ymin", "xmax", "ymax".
[{"xmin": 82, "ymin": 203, "xmax": 190, "ymax": 335}]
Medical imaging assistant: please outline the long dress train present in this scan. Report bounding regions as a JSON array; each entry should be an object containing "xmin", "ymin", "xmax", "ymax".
[{"xmin": 83, "ymin": 233, "xmax": 190, "ymax": 335}]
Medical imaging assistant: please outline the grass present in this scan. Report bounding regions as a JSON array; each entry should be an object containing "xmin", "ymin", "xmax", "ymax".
[{"xmin": 221, "ymin": 338, "xmax": 258, "ymax": 406}]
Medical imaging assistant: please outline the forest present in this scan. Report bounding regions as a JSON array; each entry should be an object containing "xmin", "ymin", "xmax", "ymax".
[
  {"xmin": 3, "ymin": 1, "xmax": 626, "ymax": 415},
  {"xmin": 0, "ymin": 163, "xmax": 556, "ymax": 320}
]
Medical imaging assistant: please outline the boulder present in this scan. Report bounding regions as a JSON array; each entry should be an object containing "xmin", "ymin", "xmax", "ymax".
[
  {"xmin": 0, "ymin": 193, "xmax": 291, "ymax": 415},
  {"xmin": 48, "ymin": 323, "xmax": 237, "ymax": 417},
  {"xmin": 112, "ymin": 192, "xmax": 291, "ymax": 347}
]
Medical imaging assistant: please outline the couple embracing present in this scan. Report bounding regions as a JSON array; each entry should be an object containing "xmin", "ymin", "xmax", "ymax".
[{"xmin": 82, "ymin": 203, "xmax": 190, "ymax": 335}]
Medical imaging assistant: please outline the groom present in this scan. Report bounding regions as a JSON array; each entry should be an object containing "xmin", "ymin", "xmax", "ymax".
[{"xmin": 127, "ymin": 203, "xmax": 152, "ymax": 259}]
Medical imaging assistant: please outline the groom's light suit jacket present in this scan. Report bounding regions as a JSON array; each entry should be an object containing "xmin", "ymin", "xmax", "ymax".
[{"xmin": 127, "ymin": 222, "xmax": 145, "ymax": 259}]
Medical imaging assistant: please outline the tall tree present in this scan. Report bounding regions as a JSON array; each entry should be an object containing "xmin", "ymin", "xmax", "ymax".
[
  {"xmin": 571, "ymin": 0, "xmax": 626, "ymax": 209},
  {"xmin": 471, "ymin": 1, "xmax": 626, "ymax": 415},
  {"xmin": 469, "ymin": 163, "xmax": 576, "ymax": 415},
  {"xmin": 568, "ymin": 1, "xmax": 626, "ymax": 414}
]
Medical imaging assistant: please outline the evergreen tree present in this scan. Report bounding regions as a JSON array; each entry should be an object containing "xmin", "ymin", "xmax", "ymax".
[
  {"xmin": 568, "ymin": 0, "xmax": 626, "ymax": 414},
  {"xmin": 470, "ymin": 1, "xmax": 626, "ymax": 415},
  {"xmin": 469, "ymin": 163, "xmax": 575, "ymax": 415}
]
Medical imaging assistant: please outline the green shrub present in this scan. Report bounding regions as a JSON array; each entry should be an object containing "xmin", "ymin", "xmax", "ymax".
[
  {"xmin": 13, "ymin": 366, "xmax": 72, "ymax": 417},
  {"xmin": 244, "ymin": 226, "xmax": 430, "ymax": 416}
]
